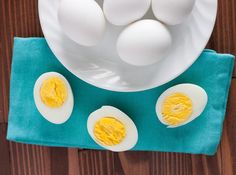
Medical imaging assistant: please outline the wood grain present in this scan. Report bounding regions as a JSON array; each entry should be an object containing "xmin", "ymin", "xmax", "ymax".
[
  {"xmin": 0, "ymin": 0, "xmax": 43, "ymax": 123},
  {"xmin": 0, "ymin": 124, "xmax": 11, "ymax": 175},
  {"xmin": 8, "ymin": 142, "xmax": 51, "ymax": 175},
  {"xmin": 0, "ymin": 0, "xmax": 236, "ymax": 174},
  {"xmin": 206, "ymin": 0, "xmax": 236, "ymax": 77},
  {"xmin": 7, "ymin": 141, "xmax": 71, "ymax": 175}
]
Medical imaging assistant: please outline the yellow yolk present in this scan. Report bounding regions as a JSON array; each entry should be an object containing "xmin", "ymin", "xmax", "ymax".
[
  {"xmin": 93, "ymin": 117, "xmax": 126, "ymax": 146},
  {"xmin": 161, "ymin": 93, "xmax": 193, "ymax": 126},
  {"xmin": 40, "ymin": 77, "xmax": 68, "ymax": 108}
]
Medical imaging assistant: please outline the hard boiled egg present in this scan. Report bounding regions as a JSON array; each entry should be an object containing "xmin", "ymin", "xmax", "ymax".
[
  {"xmin": 87, "ymin": 106, "xmax": 138, "ymax": 152},
  {"xmin": 34, "ymin": 72, "xmax": 74, "ymax": 124},
  {"xmin": 152, "ymin": 0, "xmax": 196, "ymax": 25},
  {"xmin": 117, "ymin": 19, "xmax": 172, "ymax": 66},
  {"xmin": 156, "ymin": 84, "xmax": 208, "ymax": 128},
  {"xmin": 103, "ymin": 0, "xmax": 151, "ymax": 26},
  {"xmin": 58, "ymin": 0, "xmax": 106, "ymax": 46}
]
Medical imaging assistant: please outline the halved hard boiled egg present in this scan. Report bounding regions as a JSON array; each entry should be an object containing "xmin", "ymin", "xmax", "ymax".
[
  {"xmin": 34, "ymin": 72, "xmax": 74, "ymax": 124},
  {"xmin": 156, "ymin": 84, "xmax": 207, "ymax": 128},
  {"xmin": 87, "ymin": 106, "xmax": 138, "ymax": 152}
]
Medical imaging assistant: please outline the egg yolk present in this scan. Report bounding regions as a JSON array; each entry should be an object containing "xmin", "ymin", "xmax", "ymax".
[
  {"xmin": 40, "ymin": 77, "xmax": 68, "ymax": 108},
  {"xmin": 161, "ymin": 93, "xmax": 193, "ymax": 126},
  {"xmin": 93, "ymin": 117, "xmax": 126, "ymax": 146}
]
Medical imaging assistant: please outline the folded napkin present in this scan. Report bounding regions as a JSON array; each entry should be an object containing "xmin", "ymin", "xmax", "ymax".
[{"xmin": 7, "ymin": 37, "xmax": 235, "ymax": 155}]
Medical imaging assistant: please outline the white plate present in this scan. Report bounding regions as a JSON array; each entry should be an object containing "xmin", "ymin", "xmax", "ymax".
[{"xmin": 38, "ymin": 0, "xmax": 217, "ymax": 92}]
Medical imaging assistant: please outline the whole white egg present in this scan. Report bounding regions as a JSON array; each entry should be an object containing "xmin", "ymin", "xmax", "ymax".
[
  {"xmin": 117, "ymin": 19, "xmax": 172, "ymax": 66},
  {"xmin": 87, "ymin": 106, "xmax": 138, "ymax": 152},
  {"xmin": 58, "ymin": 0, "xmax": 106, "ymax": 46},
  {"xmin": 152, "ymin": 0, "xmax": 196, "ymax": 25},
  {"xmin": 103, "ymin": 0, "xmax": 151, "ymax": 26},
  {"xmin": 34, "ymin": 72, "xmax": 74, "ymax": 124},
  {"xmin": 156, "ymin": 84, "xmax": 208, "ymax": 128}
]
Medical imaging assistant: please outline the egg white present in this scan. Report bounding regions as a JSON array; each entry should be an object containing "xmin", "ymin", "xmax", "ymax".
[
  {"xmin": 87, "ymin": 106, "xmax": 138, "ymax": 152},
  {"xmin": 34, "ymin": 72, "xmax": 74, "ymax": 124},
  {"xmin": 156, "ymin": 84, "xmax": 208, "ymax": 128}
]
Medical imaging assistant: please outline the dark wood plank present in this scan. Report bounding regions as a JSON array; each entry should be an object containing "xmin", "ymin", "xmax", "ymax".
[
  {"xmin": 0, "ymin": 0, "xmax": 43, "ymax": 123},
  {"xmin": 51, "ymin": 147, "xmax": 69, "ymax": 175},
  {"xmin": 69, "ymin": 149, "xmax": 220, "ymax": 175},
  {"xmin": 74, "ymin": 150, "xmax": 127, "ymax": 175},
  {"xmin": 0, "ymin": 124, "xmax": 11, "ymax": 175},
  {"xmin": 68, "ymin": 149, "xmax": 80, "ymax": 175},
  {"xmin": 0, "ymin": 42, "xmax": 5, "ymax": 123},
  {"xmin": 150, "ymin": 153, "xmax": 192, "ymax": 175},
  {"xmin": 118, "ymin": 152, "xmax": 152, "ymax": 175},
  {"xmin": 8, "ymin": 142, "xmax": 51, "ymax": 175},
  {"xmin": 206, "ymin": 0, "xmax": 236, "ymax": 77},
  {"xmin": 191, "ymin": 152, "xmax": 222, "ymax": 175},
  {"xmin": 8, "ymin": 142, "xmax": 71, "ymax": 175}
]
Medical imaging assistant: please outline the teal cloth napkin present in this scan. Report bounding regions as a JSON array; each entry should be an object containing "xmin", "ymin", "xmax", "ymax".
[{"xmin": 7, "ymin": 37, "xmax": 235, "ymax": 155}]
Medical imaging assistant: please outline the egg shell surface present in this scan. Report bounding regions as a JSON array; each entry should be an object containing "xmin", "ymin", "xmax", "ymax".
[
  {"xmin": 58, "ymin": 0, "xmax": 106, "ymax": 46},
  {"xmin": 117, "ymin": 19, "xmax": 172, "ymax": 66},
  {"xmin": 152, "ymin": 0, "xmax": 196, "ymax": 25},
  {"xmin": 103, "ymin": 0, "xmax": 151, "ymax": 26}
]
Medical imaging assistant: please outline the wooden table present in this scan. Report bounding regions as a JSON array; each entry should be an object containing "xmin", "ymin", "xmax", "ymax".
[{"xmin": 0, "ymin": 0, "xmax": 235, "ymax": 174}]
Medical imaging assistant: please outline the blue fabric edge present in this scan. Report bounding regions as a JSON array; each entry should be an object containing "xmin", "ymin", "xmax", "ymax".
[{"xmin": 207, "ymin": 52, "xmax": 235, "ymax": 155}]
